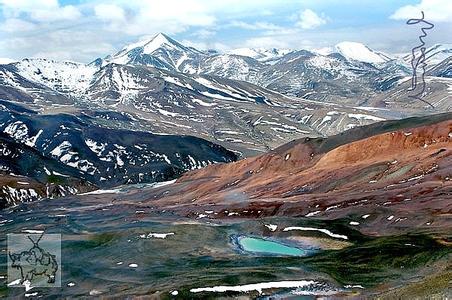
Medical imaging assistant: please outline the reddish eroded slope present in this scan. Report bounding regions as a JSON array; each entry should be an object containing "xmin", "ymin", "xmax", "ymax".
[{"xmin": 108, "ymin": 115, "xmax": 451, "ymax": 235}]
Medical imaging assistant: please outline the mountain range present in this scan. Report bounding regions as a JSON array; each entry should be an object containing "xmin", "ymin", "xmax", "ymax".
[
  {"xmin": 0, "ymin": 32, "xmax": 451, "ymax": 206},
  {"xmin": 0, "ymin": 32, "xmax": 451, "ymax": 299}
]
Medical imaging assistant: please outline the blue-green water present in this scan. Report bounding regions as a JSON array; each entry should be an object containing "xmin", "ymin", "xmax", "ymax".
[{"xmin": 238, "ymin": 236, "xmax": 306, "ymax": 256}]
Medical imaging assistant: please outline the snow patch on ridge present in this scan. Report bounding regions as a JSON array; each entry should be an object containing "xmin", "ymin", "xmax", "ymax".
[{"xmin": 283, "ymin": 226, "xmax": 348, "ymax": 240}]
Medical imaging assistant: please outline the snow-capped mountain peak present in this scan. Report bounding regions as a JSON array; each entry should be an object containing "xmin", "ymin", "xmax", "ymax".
[
  {"xmin": 115, "ymin": 33, "xmax": 200, "ymax": 58},
  {"xmin": 312, "ymin": 47, "xmax": 334, "ymax": 56},
  {"xmin": 142, "ymin": 33, "xmax": 194, "ymax": 54},
  {"xmin": 228, "ymin": 48, "xmax": 292, "ymax": 63},
  {"xmin": 335, "ymin": 41, "xmax": 391, "ymax": 64},
  {"xmin": 96, "ymin": 33, "xmax": 204, "ymax": 72},
  {"xmin": 119, "ymin": 38, "xmax": 151, "ymax": 54}
]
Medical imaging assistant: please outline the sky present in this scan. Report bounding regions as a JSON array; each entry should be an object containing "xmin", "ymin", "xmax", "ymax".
[{"xmin": 0, "ymin": 0, "xmax": 451, "ymax": 63}]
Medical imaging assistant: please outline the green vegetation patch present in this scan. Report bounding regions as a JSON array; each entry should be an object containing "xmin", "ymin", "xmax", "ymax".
[{"xmin": 303, "ymin": 234, "xmax": 451, "ymax": 287}]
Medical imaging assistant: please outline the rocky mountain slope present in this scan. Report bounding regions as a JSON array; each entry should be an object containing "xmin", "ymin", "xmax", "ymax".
[
  {"xmin": 107, "ymin": 113, "xmax": 452, "ymax": 235},
  {"xmin": 0, "ymin": 99, "xmax": 237, "ymax": 207},
  {"xmin": 428, "ymin": 56, "xmax": 452, "ymax": 78},
  {"xmin": 0, "ymin": 100, "xmax": 237, "ymax": 185},
  {"xmin": 369, "ymin": 76, "xmax": 452, "ymax": 112},
  {"xmin": 0, "ymin": 132, "xmax": 96, "ymax": 208}
]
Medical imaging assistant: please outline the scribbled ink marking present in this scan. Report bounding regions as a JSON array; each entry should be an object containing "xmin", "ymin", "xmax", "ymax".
[{"xmin": 406, "ymin": 11, "xmax": 434, "ymax": 108}]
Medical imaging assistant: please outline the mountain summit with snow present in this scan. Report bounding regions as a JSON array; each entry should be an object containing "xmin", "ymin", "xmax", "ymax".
[
  {"xmin": 335, "ymin": 41, "xmax": 391, "ymax": 64},
  {"xmin": 228, "ymin": 48, "xmax": 293, "ymax": 63},
  {"xmin": 95, "ymin": 33, "xmax": 205, "ymax": 73}
]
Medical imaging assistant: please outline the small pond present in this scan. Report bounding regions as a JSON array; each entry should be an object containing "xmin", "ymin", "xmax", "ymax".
[{"xmin": 237, "ymin": 236, "xmax": 312, "ymax": 256}]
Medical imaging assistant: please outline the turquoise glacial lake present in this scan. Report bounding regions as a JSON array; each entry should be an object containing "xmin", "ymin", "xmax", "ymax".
[{"xmin": 238, "ymin": 236, "xmax": 307, "ymax": 256}]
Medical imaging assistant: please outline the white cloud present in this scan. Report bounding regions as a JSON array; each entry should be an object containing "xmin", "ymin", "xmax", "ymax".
[
  {"xmin": 90, "ymin": 0, "xmax": 292, "ymax": 36},
  {"xmin": 191, "ymin": 29, "xmax": 216, "ymax": 39},
  {"xmin": 30, "ymin": 5, "xmax": 81, "ymax": 21},
  {"xmin": 180, "ymin": 40, "xmax": 207, "ymax": 50},
  {"xmin": 296, "ymin": 9, "xmax": 327, "ymax": 29},
  {"xmin": 228, "ymin": 20, "xmax": 282, "ymax": 31},
  {"xmin": 0, "ymin": 29, "xmax": 116, "ymax": 62},
  {"xmin": 94, "ymin": 4, "xmax": 126, "ymax": 22},
  {"xmin": 244, "ymin": 36, "xmax": 292, "ymax": 49},
  {"xmin": 181, "ymin": 39, "xmax": 229, "ymax": 51},
  {"xmin": 0, "ymin": 18, "xmax": 36, "ymax": 32},
  {"xmin": 1, "ymin": 0, "xmax": 449, "ymax": 63},
  {"xmin": 94, "ymin": 0, "xmax": 216, "ymax": 35},
  {"xmin": 0, "ymin": 0, "xmax": 57, "ymax": 11},
  {"xmin": 0, "ymin": 0, "xmax": 81, "ymax": 22},
  {"xmin": 0, "ymin": 0, "xmax": 291, "ymax": 61},
  {"xmin": 391, "ymin": 0, "xmax": 452, "ymax": 22}
]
